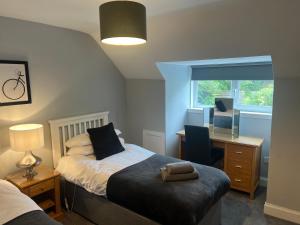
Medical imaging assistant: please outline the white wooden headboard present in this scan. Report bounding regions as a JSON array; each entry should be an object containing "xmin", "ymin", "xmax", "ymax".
[{"xmin": 49, "ymin": 111, "xmax": 109, "ymax": 168}]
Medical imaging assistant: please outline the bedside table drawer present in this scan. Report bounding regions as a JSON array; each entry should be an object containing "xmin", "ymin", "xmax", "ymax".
[
  {"xmin": 227, "ymin": 158, "xmax": 252, "ymax": 176},
  {"xmin": 228, "ymin": 172, "xmax": 251, "ymax": 191},
  {"xmin": 227, "ymin": 144, "xmax": 253, "ymax": 162},
  {"xmin": 29, "ymin": 179, "xmax": 54, "ymax": 197}
]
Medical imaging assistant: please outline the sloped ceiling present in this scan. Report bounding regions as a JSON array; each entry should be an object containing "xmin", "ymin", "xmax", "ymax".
[
  {"xmin": 100, "ymin": 0, "xmax": 300, "ymax": 79},
  {"xmin": 0, "ymin": 0, "xmax": 215, "ymax": 35},
  {"xmin": 0, "ymin": 0, "xmax": 300, "ymax": 79}
]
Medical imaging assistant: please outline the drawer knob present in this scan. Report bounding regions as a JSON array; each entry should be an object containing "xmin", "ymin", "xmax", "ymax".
[
  {"xmin": 234, "ymin": 179, "xmax": 242, "ymax": 182},
  {"xmin": 235, "ymin": 151, "xmax": 243, "ymax": 154},
  {"xmin": 235, "ymin": 165, "xmax": 242, "ymax": 168}
]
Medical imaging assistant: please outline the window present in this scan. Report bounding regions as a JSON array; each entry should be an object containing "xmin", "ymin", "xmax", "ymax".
[{"xmin": 191, "ymin": 80, "xmax": 274, "ymax": 113}]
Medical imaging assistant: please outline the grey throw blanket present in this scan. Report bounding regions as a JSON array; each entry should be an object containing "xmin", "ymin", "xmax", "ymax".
[
  {"xmin": 107, "ymin": 154, "xmax": 230, "ymax": 225},
  {"xmin": 4, "ymin": 211, "xmax": 61, "ymax": 225}
]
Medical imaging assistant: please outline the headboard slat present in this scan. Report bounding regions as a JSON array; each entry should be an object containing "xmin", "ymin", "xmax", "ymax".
[{"xmin": 49, "ymin": 111, "xmax": 109, "ymax": 168}]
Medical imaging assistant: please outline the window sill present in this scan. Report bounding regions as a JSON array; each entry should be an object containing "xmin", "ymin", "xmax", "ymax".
[
  {"xmin": 187, "ymin": 108, "xmax": 272, "ymax": 120},
  {"xmin": 188, "ymin": 108, "xmax": 203, "ymax": 113}
]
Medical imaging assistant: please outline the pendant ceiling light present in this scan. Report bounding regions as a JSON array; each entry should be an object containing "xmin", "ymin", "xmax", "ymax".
[{"xmin": 99, "ymin": 1, "xmax": 147, "ymax": 46}]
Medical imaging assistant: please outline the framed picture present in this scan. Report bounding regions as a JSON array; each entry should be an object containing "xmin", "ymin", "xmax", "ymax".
[{"xmin": 0, "ymin": 60, "xmax": 31, "ymax": 106}]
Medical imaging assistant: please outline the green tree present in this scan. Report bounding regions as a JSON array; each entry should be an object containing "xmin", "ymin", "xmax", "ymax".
[
  {"xmin": 239, "ymin": 81, "xmax": 273, "ymax": 106},
  {"xmin": 197, "ymin": 80, "xmax": 231, "ymax": 106}
]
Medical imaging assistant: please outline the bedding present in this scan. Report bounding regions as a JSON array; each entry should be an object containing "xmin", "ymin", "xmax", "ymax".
[
  {"xmin": 65, "ymin": 129, "xmax": 122, "ymax": 148},
  {"xmin": 107, "ymin": 154, "xmax": 230, "ymax": 225},
  {"xmin": 56, "ymin": 144, "xmax": 154, "ymax": 195},
  {"xmin": 119, "ymin": 137, "xmax": 126, "ymax": 149},
  {"xmin": 65, "ymin": 133, "xmax": 91, "ymax": 148},
  {"xmin": 0, "ymin": 180, "xmax": 60, "ymax": 225},
  {"xmin": 88, "ymin": 123, "xmax": 124, "ymax": 160},
  {"xmin": 57, "ymin": 143, "xmax": 229, "ymax": 225},
  {"xmin": 5, "ymin": 211, "xmax": 61, "ymax": 225},
  {"xmin": 66, "ymin": 145, "xmax": 94, "ymax": 156}
]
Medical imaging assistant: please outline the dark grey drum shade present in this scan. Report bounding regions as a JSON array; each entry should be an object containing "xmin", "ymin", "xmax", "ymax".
[{"xmin": 99, "ymin": 1, "xmax": 147, "ymax": 45}]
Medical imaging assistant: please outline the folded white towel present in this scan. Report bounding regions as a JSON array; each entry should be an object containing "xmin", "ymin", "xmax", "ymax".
[
  {"xmin": 160, "ymin": 167, "xmax": 199, "ymax": 182},
  {"xmin": 166, "ymin": 162, "xmax": 194, "ymax": 175}
]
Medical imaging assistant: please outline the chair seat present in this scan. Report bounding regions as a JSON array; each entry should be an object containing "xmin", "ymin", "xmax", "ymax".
[{"xmin": 211, "ymin": 147, "xmax": 224, "ymax": 162}]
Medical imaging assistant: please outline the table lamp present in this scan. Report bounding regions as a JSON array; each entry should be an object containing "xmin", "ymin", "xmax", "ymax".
[{"xmin": 9, "ymin": 124, "xmax": 44, "ymax": 180}]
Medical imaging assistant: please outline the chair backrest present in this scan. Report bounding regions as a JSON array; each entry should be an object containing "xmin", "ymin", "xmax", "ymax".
[{"xmin": 184, "ymin": 125, "xmax": 212, "ymax": 165}]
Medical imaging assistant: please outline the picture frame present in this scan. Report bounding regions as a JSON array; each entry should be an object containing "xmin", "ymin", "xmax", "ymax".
[{"xmin": 0, "ymin": 60, "xmax": 31, "ymax": 106}]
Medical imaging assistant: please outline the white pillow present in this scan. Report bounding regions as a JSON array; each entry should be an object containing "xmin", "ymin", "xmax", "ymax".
[
  {"xmin": 115, "ymin": 129, "xmax": 122, "ymax": 136},
  {"xmin": 119, "ymin": 137, "xmax": 126, "ymax": 149},
  {"xmin": 67, "ymin": 145, "xmax": 93, "ymax": 156},
  {"xmin": 65, "ymin": 129, "xmax": 122, "ymax": 148},
  {"xmin": 65, "ymin": 134, "xmax": 91, "ymax": 148}
]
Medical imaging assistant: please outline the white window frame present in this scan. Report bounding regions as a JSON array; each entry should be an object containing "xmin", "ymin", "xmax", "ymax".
[{"xmin": 191, "ymin": 80, "xmax": 273, "ymax": 113}]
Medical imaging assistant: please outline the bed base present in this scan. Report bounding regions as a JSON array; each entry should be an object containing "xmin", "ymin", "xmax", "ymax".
[{"xmin": 63, "ymin": 180, "xmax": 221, "ymax": 225}]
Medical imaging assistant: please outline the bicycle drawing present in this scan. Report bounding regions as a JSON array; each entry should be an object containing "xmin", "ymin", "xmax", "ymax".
[
  {"xmin": 2, "ymin": 70, "xmax": 26, "ymax": 100},
  {"xmin": 0, "ymin": 60, "xmax": 31, "ymax": 106}
]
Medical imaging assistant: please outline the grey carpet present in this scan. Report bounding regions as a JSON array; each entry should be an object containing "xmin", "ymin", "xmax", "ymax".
[
  {"xmin": 222, "ymin": 187, "xmax": 296, "ymax": 225},
  {"xmin": 61, "ymin": 187, "xmax": 297, "ymax": 225}
]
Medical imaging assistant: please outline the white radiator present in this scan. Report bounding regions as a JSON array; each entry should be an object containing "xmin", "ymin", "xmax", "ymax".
[{"xmin": 142, "ymin": 129, "xmax": 165, "ymax": 155}]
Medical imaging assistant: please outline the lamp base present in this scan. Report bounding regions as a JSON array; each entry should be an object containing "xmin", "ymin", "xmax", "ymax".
[{"xmin": 16, "ymin": 151, "xmax": 42, "ymax": 180}]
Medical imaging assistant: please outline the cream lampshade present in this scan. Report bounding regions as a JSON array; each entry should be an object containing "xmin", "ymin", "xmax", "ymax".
[{"xmin": 9, "ymin": 124, "xmax": 44, "ymax": 179}]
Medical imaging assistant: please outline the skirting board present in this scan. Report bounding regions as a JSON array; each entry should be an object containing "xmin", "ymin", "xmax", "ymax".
[{"xmin": 264, "ymin": 202, "xmax": 300, "ymax": 224}]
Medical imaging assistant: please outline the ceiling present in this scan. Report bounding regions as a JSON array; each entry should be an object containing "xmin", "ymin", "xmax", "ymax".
[
  {"xmin": 0, "ymin": 0, "xmax": 214, "ymax": 37},
  {"xmin": 1, "ymin": 0, "xmax": 299, "ymax": 80}
]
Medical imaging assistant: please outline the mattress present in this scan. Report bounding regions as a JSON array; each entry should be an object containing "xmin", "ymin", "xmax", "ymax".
[
  {"xmin": 55, "ymin": 144, "xmax": 154, "ymax": 196},
  {"xmin": 0, "ymin": 180, "xmax": 60, "ymax": 225}
]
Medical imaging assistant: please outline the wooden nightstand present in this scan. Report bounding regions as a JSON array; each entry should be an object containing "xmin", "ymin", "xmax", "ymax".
[{"xmin": 6, "ymin": 165, "xmax": 63, "ymax": 220}]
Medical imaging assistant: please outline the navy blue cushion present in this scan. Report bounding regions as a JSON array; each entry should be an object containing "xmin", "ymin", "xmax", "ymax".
[
  {"xmin": 87, "ymin": 123, "xmax": 124, "ymax": 160},
  {"xmin": 215, "ymin": 100, "xmax": 227, "ymax": 112}
]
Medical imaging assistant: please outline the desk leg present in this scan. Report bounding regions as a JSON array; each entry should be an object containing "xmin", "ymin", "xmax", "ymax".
[
  {"xmin": 178, "ymin": 136, "xmax": 182, "ymax": 159},
  {"xmin": 250, "ymin": 191, "xmax": 255, "ymax": 200}
]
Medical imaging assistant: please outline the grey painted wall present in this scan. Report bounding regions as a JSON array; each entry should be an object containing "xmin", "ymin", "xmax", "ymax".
[
  {"xmin": 266, "ymin": 78, "xmax": 300, "ymax": 211},
  {"xmin": 0, "ymin": 17, "xmax": 126, "ymax": 178},
  {"xmin": 125, "ymin": 79, "xmax": 165, "ymax": 146},
  {"xmin": 158, "ymin": 63, "xmax": 191, "ymax": 157},
  {"xmin": 187, "ymin": 111, "xmax": 272, "ymax": 179}
]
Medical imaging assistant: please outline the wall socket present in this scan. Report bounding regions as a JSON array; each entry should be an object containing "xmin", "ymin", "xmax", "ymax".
[{"xmin": 264, "ymin": 156, "xmax": 269, "ymax": 164}]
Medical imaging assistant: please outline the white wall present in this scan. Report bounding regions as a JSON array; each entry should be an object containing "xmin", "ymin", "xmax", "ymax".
[
  {"xmin": 158, "ymin": 63, "xmax": 191, "ymax": 157},
  {"xmin": 187, "ymin": 110, "xmax": 272, "ymax": 179},
  {"xmin": 0, "ymin": 17, "xmax": 126, "ymax": 178}
]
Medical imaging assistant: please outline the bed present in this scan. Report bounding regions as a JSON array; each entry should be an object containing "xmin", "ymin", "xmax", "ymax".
[
  {"xmin": 49, "ymin": 112, "xmax": 230, "ymax": 225},
  {"xmin": 0, "ymin": 179, "xmax": 61, "ymax": 225}
]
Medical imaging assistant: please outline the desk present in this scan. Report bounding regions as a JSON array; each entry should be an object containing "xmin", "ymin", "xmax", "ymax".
[{"xmin": 176, "ymin": 130, "xmax": 263, "ymax": 199}]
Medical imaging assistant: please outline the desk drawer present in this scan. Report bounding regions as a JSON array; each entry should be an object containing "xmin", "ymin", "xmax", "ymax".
[
  {"xmin": 29, "ymin": 179, "xmax": 54, "ymax": 197},
  {"xmin": 227, "ymin": 144, "xmax": 253, "ymax": 162},
  {"xmin": 228, "ymin": 172, "xmax": 251, "ymax": 191},
  {"xmin": 227, "ymin": 159, "xmax": 252, "ymax": 176}
]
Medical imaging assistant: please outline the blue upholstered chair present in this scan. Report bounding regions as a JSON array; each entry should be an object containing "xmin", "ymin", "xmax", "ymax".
[{"xmin": 184, "ymin": 125, "xmax": 224, "ymax": 167}]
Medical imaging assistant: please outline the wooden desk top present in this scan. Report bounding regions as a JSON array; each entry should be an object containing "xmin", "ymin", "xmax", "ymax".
[
  {"xmin": 6, "ymin": 165, "xmax": 59, "ymax": 189},
  {"xmin": 176, "ymin": 130, "xmax": 263, "ymax": 147}
]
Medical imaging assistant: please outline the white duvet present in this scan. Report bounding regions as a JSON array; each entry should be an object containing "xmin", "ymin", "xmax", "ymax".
[
  {"xmin": 0, "ymin": 180, "xmax": 42, "ymax": 224},
  {"xmin": 55, "ymin": 144, "xmax": 154, "ymax": 196}
]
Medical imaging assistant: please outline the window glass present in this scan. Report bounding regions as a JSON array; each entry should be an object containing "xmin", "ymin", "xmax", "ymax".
[
  {"xmin": 196, "ymin": 80, "xmax": 232, "ymax": 107},
  {"xmin": 238, "ymin": 80, "xmax": 274, "ymax": 107},
  {"xmin": 192, "ymin": 80, "xmax": 274, "ymax": 113}
]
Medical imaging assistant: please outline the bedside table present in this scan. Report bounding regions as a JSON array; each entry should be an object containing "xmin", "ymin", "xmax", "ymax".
[{"xmin": 6, "ymin": 165, "xmax": 63, "ymax": 221}]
